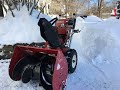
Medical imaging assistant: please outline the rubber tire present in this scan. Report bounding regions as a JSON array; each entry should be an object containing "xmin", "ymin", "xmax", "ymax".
[
  {"xmin": 40, "ymin": 68, "xmax": 64, "ymax": 90},
  {"xmin": 40, "ymin": 60, "xmax": 65, "ymax": 90},
  {"xmin": 66, "ymin": 49, "xmax": 77, "ymax": 74},
  {"xmin": 40, "ymin": 63, "xmax": 53, "ymax": 90}
]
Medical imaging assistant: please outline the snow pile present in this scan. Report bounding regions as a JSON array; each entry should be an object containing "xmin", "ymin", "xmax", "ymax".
[
  {"xmin": 0, "ymin": 6, "xmax": 51, "ymax": 45},
  {"xmin": 67, "ymin": 15, "xmax": 120, "ymax": 90},
  {"xmin": 97, "ymin": 18, "xmax": 120, "ymax": 64},
  {"xmin": 74, "ymin": 16, "xmax": 120, "ymax": 64},
  {"xmin": 75, "ymin": 17, "xmax": 85, "ymax": 31},
  {"xmin": 79, "ymin": 25, "xmax": 109, "ymax": 61},
  {"xmin": 84, "ymin": 15, "xmax": 102, "ymax": 22}
]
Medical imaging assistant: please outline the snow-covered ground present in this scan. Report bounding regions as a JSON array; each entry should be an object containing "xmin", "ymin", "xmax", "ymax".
[{"xmin": 1, "ymin": 6, "xmax": 120, "ymax": 90}]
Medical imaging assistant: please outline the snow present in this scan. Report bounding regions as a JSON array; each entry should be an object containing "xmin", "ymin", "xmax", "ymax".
[
  {"xmin": 0, "ymin": 6, "xmax": 120, "ymax": 90},
  {"xmin": 0, "ymin": 60, "xmax": 44, "ymax": 90},
  {"xmin": 67, "ymin": 15, "xmax": 120, "ymax": 90},
  {"xmin": 84, "ymin": 15, "xmax": 103, "ymax": 22},
  {"xmin": 0, "ymin": 6, "xmax": 51, "ymax": 45}
]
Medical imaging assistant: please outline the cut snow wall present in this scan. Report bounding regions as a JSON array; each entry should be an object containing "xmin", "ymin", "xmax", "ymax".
[{"xmin": 74, "ymin": 16, "xmax": 120, "ymax": 64}]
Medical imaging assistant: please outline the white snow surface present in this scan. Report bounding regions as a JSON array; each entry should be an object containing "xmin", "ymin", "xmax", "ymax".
[
  {"xmin": 0, "ymin": 6, "xmax": 120, "ymax": 90},
  {"xmin": 0, "ymin": 6, "xmax": 51, "ymax": 45},
  {"xmin": 84, "ymin": 15, "xmax": 103, "ymax": 22},
  {"xmin": 68, "ymin": 16, "xmax": 120, "ymax": 90}
]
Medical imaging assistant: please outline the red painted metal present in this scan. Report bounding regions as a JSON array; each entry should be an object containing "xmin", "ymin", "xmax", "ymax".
[
  {"xmin": 114, "ymin": 8, "xmax": 117, "ymax": 16},
  {"xmin": 53, "ymin": 50, "xmax": 68, "ymax": 90},
  {"xmin": 9, "ymin": 45, "xmax": 68, "ymax": 90},
  {"xmin": 111, "ymin": 8, "xmax": 117, "ymax": 16},
  {"xmin": 55, "ymin": 19, "xmax": 71, "ymax": 45},
  {"xmin": 9, "ymin": 45, "xmax": 57, "ymax": 79},
  {"xmin": 55, "ymin": 19, "xmax": 70, "ymax": 35}
]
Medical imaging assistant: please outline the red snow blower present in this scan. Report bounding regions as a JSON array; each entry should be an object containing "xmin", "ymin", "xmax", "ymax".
[{"xmin": 9, "ymin": 17, "xmax": 79, "ymax": 90}]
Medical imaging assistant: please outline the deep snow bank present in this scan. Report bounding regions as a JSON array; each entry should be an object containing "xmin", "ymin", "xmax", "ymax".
[
  {"xmin": 75, "ymin": 16, "xmax": 120, "ymax": 64},
  {"xmin": 85, "ymin": 15, "xmax": 102, "ymax": 22},
  {"xmin": 0, "ymin": 6, "xmax": 51, "ymax": 45},
  {"xmin": 67, "ymin": 16, "xmax": 120, "ymax": 90}
]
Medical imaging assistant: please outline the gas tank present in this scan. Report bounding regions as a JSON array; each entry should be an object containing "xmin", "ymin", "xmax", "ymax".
[{"xmin": 55, "ymin": 19, "xmax": 69, "ymax": 35}]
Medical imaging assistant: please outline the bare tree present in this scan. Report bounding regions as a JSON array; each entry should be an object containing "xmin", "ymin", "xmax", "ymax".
[
  {"xmin": 50, "ymin": 0, "xmax": 91, "ymax": 17},
  {"xmin": 97, "ymin": 0, "xmax": 104, "ymax": 17},
  {"xmin": 5, "ymin": 0, "xmax": 15, "ymax": 17}
]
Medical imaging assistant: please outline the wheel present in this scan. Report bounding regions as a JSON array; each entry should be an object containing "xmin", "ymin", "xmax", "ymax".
[
  {"xmin": 40, "ymin": 57, "xmax": 54, "ymax": 90},
  {"xmin": 66, "ymin": 49, "xmax": 78, "ymax": 74}
]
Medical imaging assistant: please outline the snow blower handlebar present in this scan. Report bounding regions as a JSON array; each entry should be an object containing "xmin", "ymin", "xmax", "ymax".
[
  {"xmin": 73, "ymin": 29, "xmax": 81, "ymax": 33},
  {"xmin": 49, "ymin": 17, "xmax": 58, "ymax": 25}
]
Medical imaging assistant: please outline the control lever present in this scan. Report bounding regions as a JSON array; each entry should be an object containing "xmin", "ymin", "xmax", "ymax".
[{"xmin": 73, "ymin": 29, "xmax": 81, "ymax": 33}]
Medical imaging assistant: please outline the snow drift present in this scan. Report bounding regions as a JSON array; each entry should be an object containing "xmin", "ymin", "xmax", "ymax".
[
  {"xmin": 74, "ymin": 16, "xmax": 120, "ymax": 64},
  {"xmin": 0, "ymin": 6, "xmax": 51, "ymax": 45},
  {"xmin": 67, "ymin": 15, "xmax": 120, "ymax": 90}
]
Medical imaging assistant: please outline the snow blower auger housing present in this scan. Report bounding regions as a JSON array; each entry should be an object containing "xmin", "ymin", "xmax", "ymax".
[{"xmin": 9, "ymin": 17, "xmax": 79, "ymax": 90}]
